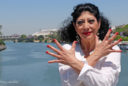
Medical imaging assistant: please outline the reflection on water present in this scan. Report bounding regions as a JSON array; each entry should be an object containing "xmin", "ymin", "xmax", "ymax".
[
  {"xmin": 0, "ymin": 42, "xmax": 127, "ymax": 86},
  {"xmin": 0, "ymin": 42, "xmax": 61, "ymax": 86},
  {"xmin": 117, "ymin": 50, "xmax": 128, "ymax": 86}
]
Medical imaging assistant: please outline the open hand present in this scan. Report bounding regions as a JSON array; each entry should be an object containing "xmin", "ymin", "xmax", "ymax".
[
  {"xmin": 93, "ymin": 29, "xmax": 122, "ymax": 58},
  {"xmin": 46, "ymin": 39, "xmax": 78, "ymax": 65}
]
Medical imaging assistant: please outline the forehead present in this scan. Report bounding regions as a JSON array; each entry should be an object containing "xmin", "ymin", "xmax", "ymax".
[{"xmin": 77, "ymin": 11, "xmax": 96, "ymax": 20}]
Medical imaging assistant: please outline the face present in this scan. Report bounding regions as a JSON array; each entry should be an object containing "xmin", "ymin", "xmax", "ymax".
[{"xmin": 74, "ymin": 11, "xmax": 101, "ymax": 40}]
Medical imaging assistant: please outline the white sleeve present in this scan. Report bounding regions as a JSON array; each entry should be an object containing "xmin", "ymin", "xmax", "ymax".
[{"xmin": 77, "ymin": 45, "xmax": 121, "ymax": 86}]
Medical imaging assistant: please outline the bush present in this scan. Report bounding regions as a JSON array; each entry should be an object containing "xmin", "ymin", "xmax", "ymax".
[
  {"xmin": 115, "ymin": 35, "xmax": 128, "ymax": 41},
  {"xmin": 0, "ymin": 39, "xmax": 5, "ymax": 45}
]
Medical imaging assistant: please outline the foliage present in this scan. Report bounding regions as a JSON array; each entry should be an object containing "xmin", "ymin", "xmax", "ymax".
[
  {"xmin": 21, "ymin": 34, "xmax": 27, "ymax": 39},
  {"xmin": 113, "ymin": 24, "xmax": 128, "ymax": 36},
  {"xmin": 0, "ymin": 25, "xmax": 5, "ymax": 45},
  {"xmin": 115, "ymin": 35, "xmax": 128, "ymax": 41},
  {"xmin": 38, "ymin": 35, "xmax": 44, "ymax": 42},
  {"xmin": 0, "ymin": 39, "xmax": 5, "ymax": 45},
  {"xmin": 45, "ymin": 31, "xmax": 61, "ymax": 42},
  {"xmin": 0, "ymin": 25, "xmax": 2, "ymax": 35}
]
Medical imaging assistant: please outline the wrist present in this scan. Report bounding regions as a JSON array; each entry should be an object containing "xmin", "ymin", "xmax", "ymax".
[
  {"xmin": 92, "ymin": 51, "xmax": 102, "ymax": 60},
  {"xmin": 86, "ymin": 52, "xmax": 101, "ymax": 66},
  {"xmin": 69, "ymin": 58, "xmax": 84, "ymax": 74}
]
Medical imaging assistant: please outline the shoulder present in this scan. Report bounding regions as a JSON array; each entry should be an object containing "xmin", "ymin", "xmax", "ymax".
[
  {"xmin": 62, "ymin": 43, "xmax": 81, "ymax": 51},
  {"xmin": 62, "ymin": 43, "xmax": 72, "ymax": 50}
]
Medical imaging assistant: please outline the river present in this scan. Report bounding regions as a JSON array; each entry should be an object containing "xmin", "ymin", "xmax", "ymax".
[{"xmin": 0, "ymin": 42, "xmax": 127, "ymax": 86}]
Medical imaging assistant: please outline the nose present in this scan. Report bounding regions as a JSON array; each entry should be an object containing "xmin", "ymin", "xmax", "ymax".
[{"xmin": 83, "ymin": 22, "xmax": 89, "ymax": 31}]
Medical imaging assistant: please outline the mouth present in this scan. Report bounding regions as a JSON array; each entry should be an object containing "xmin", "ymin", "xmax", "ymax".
[{"xmin": 82, "ymin": 31, "xmax": 92, "ymax": 36}]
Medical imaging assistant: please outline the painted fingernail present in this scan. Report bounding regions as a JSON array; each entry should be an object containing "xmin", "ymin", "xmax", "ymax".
[
  {"xmin": 45, "ymin": 51, "xmax": 49, "ymax": 54},
  {"xmin": 115, "ymin": 32, "xmax": 119, "ymax": 35},
  {"xmin": 47, "ymin": 45, "xmax": 50, "ymax": 48},
  {"xmin": 109, "ymin": 28, "xmax": 112, "ymax": 31},
  {"xmin": 48, "ymin": 61, "xmax": 52, "ymax": 63},
  {"xmin": 74, "ymin": 41, "xmax": 77, "ymax": 43},
  {"xmin": 119, "ymin": 38, "xmax": 122, "ymax": 41},
  {"xmin": 53, "ymin": 39, "xmax": 56, "ymax": 42}
]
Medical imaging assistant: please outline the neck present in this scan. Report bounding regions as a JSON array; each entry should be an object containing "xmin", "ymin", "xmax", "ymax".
[{"xmin": 80, "ymin": 37, "xmax": 96, "ymax": 56}]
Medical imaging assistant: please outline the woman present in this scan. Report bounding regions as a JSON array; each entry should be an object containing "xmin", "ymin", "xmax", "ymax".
[{"xmin": 46, "ymin": 3, "xmax": 122, "ymax": 86}]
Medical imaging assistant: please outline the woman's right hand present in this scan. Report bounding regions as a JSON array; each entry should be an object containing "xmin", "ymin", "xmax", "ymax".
[{"xmin": 87, "ymin": 29, "xmax": 122, "ymax": 66}]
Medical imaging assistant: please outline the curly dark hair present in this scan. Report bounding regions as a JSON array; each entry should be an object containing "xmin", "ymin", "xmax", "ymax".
[{"xmin": 59, "ymin": 3, "xmax": 110, "ymax": 42}]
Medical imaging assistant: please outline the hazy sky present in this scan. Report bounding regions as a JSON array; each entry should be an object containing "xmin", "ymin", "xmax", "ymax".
[{"xmin": 0, "ymin": 0, "xmax": 128, "ymax": 35}]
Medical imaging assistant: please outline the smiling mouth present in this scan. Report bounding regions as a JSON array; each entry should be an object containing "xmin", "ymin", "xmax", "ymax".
[{"xmin": 83, "ymin": 31, "xmax": 92, "ymax": 36}]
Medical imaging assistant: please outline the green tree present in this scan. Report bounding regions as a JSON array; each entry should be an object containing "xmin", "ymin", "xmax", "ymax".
[
  {"xmin": 113, "ymin": 24, "xmax": 128, "ymax": 36},
  {"xmin": 0, "ymin": 25, "xmax": 5, "ymax": 45},
  {"xmin": 0, "ymin": 25, "xmax": 2, "ymax": 36},
  {"xmin": 18, "ymin": 34, "xmax": 27, "ymax": 42},
  {"xmin": 38, "ymin": 35, "xmax": 44, "ymax": 42},
  {"xmin": 0, "ymin": 39, "xmax": 5, "ymax": 45},
  {"xmin": 21, "ymin": 34, "xmax": 27, "ymax": 39}
]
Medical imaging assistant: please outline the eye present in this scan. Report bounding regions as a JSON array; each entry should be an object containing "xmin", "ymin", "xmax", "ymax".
[
  {"xmin": 76, "ymin": 20, "xmax": 84, "ymax": 25},
  {"xmin": 88, "ymin": 19, "xmax": 95, "ymax": 24}
]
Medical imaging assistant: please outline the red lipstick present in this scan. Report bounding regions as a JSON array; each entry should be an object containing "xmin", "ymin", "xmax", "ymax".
[{"xmin": 83, "ymin": 31, "xmax": 92, "ymax": 36}]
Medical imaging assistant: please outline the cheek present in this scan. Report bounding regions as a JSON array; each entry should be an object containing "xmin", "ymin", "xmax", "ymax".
[
  {"xmin": 75, "ymin": 27, "xmax": 81, "ymax": 33},
  {"xmin": 75, "ymin": 29, "xmax": 82, "ymax": 37},
  {"xmin": 95, "ymin": 28, "xmax": 99, "ymax": 33},
  {"xmin": 92, "ymin": 24, "xmax": 100, "ymax": 33}
]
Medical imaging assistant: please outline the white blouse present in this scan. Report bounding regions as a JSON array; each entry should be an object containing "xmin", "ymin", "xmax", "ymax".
[{"xmin": 59, "ymin": 44, "xmax": 121, "ymax": 86}]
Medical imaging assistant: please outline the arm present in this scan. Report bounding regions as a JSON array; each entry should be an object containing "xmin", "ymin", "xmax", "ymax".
[
  {"xmin": 78, "ymin": 47, "xmax": 121, "ymax": 86},
  {"xmin": 46, "ymin": 30, "xmax": 121, "ymax": 73},
  {"xmin": 46, "ymin": 30, "xmax": 122, "ymax": 86}
]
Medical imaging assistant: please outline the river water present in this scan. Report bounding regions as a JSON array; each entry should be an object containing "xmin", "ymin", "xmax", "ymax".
[{"xmin": 0, "ymin": 42, "xmax": 127, "ymax": 86}]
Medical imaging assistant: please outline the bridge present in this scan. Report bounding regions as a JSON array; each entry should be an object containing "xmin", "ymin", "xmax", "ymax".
[{"xmin": 0, "ymin": 35, "xmax": 20, "ymax": 42}]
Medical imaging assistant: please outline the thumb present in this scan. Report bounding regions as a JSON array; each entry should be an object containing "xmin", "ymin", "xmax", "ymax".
[{"xmin": 71, "ymin": 41, "xmax": 77, "ymax": 51}]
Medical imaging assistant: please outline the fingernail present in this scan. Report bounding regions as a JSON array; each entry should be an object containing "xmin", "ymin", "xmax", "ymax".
[
  {"xmin": 48, "ymin": 61, "xmax": 51, "ymax": 63},
  {"xmin": 119, "ymin": 38, "xmax": 122, "ymax": 41},
  {"xmin": 120, "ymin": 50, "xmax": 122, "ymax": 52},
  {"xmin": 47, "ymin": 45, "xmax": 50, "ymax": 48},
  {"xmin": 53, "ymin": 39, "xmax": 56, "ymax": 42},
  {"xmin": 74, "ymin": 41, "xmax": 77, "ymax": 43},
  {"xmin": 109, "ymin": 28, "xmax": 112, "ymax": 31},
  {"xmin": 115, "ymin": 32, "xmax": 119, "ymax": 35},
  {"xmin": 45, "ymin": 51, "xmax": 49, "ymax": 54}
]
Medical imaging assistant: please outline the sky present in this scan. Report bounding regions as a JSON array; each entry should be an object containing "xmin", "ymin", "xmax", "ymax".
[{"xmin": 0, "ymin": 0, "xmax": 128, "ymax": 36}]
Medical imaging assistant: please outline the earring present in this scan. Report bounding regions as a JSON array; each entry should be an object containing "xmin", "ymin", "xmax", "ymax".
[
  {"xmin": 97, "ymin": 32, "xmax": 99, "ymax": 36},
  {"xmin": 76, "ymin": 34, "xmax": 80, "ymax": 43}
]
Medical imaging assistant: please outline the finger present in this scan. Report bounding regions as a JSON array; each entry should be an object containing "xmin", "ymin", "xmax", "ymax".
[
  {"xmin": 48, "ymin": 59, "xmax": 64, "ymax": 63},
  {"xmin": 53, "ymin": 39, "xmax": 64, "ymax": 51},
  {"xmin": 108, "ymin": 38, "xmax": 122, "ymax": 48},
  {"xmin": 95, "ymin": 35, "xmax": 99, "ymax": 46},
  {"xmin": 103, "ymin": 29, "xmax": 112, "ymax": 41},
  {"xmin": 109, "ymin": 49, "xmax": 122, "ymax": 53},
  {"xmin": 108, "ymin": 32, "xmax": 119, "ymax": 43},
  {"xmin": 47, "ymin": 45, "xmax": 61, "ymax": 54},
  {"xmin": 46, "ymin": 51, "xmax": 61, "ymax": 59},
  {"xmin": 71, "ymin": 41, "xmax": 77, "ymax": 50}
]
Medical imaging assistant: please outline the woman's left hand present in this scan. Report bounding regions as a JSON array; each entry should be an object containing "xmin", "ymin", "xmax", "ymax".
[{"xmin": 46, "ymin": 39, "xmax": 78, "ymax": 66}]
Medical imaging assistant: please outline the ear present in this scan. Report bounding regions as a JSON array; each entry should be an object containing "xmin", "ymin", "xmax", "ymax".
[{"xmin": 98, "ymin": 19, "xmax": 101, "ymax": 29}]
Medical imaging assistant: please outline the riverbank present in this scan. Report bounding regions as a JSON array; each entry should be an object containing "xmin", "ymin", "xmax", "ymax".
[{"xmin": 0, "ymin": 45, "xmax": 6, "ymax": 51}]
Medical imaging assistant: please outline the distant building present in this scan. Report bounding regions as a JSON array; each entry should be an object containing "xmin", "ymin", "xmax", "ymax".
[
  {"xmin": 32, "ymin": 29, "xmax": 58, "ymax": 37},
  {"xmin": 111, "ymin": 26, "xmax": 116, "ymax": 30}
]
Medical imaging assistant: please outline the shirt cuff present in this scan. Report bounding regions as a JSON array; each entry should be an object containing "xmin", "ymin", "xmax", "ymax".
[{"xmin": 77, "ymin": 62, "xmax": 93, "ymax": 81}]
